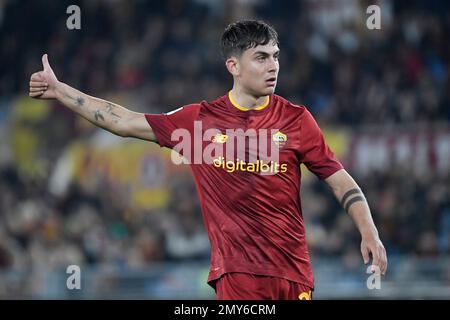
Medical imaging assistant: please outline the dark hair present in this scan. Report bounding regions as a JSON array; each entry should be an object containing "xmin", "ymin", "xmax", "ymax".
[{"xmin": 221, "ymin": 20, "xmax": 279, "ymax": 59}]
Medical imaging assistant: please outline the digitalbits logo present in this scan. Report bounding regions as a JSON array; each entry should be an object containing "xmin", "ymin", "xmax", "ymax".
[{"xmin": 170, "ymin": 120, "xmax": 284, "ymax": 175}]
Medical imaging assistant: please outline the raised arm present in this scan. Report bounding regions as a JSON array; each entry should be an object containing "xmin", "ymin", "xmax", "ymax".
[
  {"xmin": 324, "ymin": 168, "xmax": 387, "ymax": 275},
  {"xmin": 29, "ymin": 54, "xmax": 157, "ymax": 142}
]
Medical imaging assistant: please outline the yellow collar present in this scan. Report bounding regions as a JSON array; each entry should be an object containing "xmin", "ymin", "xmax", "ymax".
[{"xmin": 228, "ymin": 91, "xmax": 270, "ymax": 111}]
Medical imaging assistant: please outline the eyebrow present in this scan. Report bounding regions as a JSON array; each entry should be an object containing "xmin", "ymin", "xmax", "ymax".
[{"xmin": 253, "ymin": 50, "xmax": 280, "ymax": 57}]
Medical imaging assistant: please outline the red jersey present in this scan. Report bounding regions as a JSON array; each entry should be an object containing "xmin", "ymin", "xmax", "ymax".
[{"xmin": 145, "ymin": 93, "xmax": 343, "ymax": 289}]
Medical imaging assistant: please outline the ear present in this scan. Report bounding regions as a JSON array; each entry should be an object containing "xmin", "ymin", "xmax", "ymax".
[{"xmin": 225, "ymin": 57, "xmax": 239, "ymax": 76}]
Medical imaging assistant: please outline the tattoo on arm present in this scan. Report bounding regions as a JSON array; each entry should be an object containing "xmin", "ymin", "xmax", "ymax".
[
  {"xmin": 344, "ymin": 196, "xmax": 365, "ymax": 212},
  {"xmin": 62, "ymin": 91, "xmax": 125, "ymax": 129},
  {"xmin": 106, "ymin": 102, "xmax": 122, "ymax": 119},
  {"xmin": 340, "ymin": 188, "xmax": 366, "ymax": 212},
  {"xmin": 340, "ymin": 188, "xmax": 360, "ymax": 207},
  {"xmin": 76, "ymin": 97, "xmax": 85, "ymax": 107},
  {"xmin": 106, "ymin": 102, "xmax": 114, "ymax": 113},
  {"xmin": 94, "ymin": 110, "xmax": 105, "ymax": 122},
  {"xmin": 64, "ymin": 93, "xmax": 85, "ymax": 107}
]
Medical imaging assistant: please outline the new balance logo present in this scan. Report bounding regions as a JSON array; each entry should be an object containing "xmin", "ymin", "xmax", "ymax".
[{"xmin": 212, "ymin": 133, "xmax": 228, "ymax": 144}]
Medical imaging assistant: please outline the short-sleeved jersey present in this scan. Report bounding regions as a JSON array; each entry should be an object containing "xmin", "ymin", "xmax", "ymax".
[{"xmin": 145, "ymin": 93, "xmax": 343, "ymax": 289}]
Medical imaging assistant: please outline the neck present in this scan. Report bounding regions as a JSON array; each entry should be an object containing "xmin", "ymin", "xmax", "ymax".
[{"xmin": 230, "ymin": 86, "xmax": 268, "ymax": 110}]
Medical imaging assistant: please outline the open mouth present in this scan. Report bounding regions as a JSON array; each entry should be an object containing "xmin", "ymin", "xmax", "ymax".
[{"xmin": 266, "ymin": 77, "xmax": 277, "ymax": 86}]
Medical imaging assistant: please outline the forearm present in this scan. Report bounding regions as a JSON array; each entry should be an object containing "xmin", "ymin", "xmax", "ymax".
[
  {"xmin": 325, "ymin": 169, "xmax": 387, "ymax": 272},
  {"xmin": 344, "ymin": 191, "xmax": 379, "ymax": 240},
  {"xmin": 55, "ymin": 82, "xmax": 131, "ymax": 136},
  {"xmin": 327, "ymin": 170, "xmax": 379, "ymax": 240}
]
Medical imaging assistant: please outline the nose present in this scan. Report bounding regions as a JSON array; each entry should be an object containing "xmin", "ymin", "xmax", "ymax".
[{"xmin": 268, "ymin": 57, "xmax": 278, "ymax": 73}]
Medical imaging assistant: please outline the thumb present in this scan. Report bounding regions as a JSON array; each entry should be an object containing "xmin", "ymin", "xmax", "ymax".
[{"xmin": 42, "ymin": 54, "xmax": 51, "ymax": 70}]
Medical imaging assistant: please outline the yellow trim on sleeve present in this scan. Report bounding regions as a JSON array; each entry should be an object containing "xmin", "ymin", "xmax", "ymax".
[{"xmin": 228, "ymin": 91, "xmax": 269, "ymax": 111}]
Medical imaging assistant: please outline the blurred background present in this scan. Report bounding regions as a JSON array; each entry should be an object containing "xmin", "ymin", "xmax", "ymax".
[{"xmin": 0, "ymin": 0, "xmax": 449, "ymax": 299}]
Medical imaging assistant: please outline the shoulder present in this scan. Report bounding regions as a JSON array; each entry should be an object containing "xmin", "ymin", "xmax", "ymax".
[
  {"xmin": 198, "ymin": 94, "xmax": 230, "ymax": 115},
  {"xmin": 165, "ymin": 103, "xmax": 202, "ymax": 116},
  {"xmin": 158, "ymin": 103, "xmax": 203, "ymax": 127},
  {"xmin": 181, "ymin": 102, "xmax": 203, "ymax": 111},
  {"xmin": 204, "ymin": 94, "xmax": 228, "ymax": 108},
  {"xmin": 273, "ymin": 94, "xmax": 309, "ymax": 116}
]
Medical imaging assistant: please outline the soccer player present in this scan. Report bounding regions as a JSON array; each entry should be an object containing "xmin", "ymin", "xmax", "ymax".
[{"xmin": 29, "ymin": 20, "xmax": 387, "ymax": 300}]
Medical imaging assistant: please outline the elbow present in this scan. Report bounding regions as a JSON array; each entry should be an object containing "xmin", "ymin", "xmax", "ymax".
[
  {"xmin": 116, "ymin": 128, "xmax": 130, "ymax": 138},
  {"xmin": 115, "ymin": 131, "xmax": 128, "ymax": 138},
  {"xmin": 110, "ymin": 123, "xmax": 129, "ymax": 138}
]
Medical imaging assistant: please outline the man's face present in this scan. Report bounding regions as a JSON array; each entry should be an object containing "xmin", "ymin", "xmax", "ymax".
[{"xmin": 232, "ymin": 43, "xmax": 280, "ymax": 96}]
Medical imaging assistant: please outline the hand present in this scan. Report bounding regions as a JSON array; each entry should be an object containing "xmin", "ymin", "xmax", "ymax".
[
  {"xmin": 361, "ymin": 236, "xmax": 387, "ymax": 275},
  {"xmin": 29, "ymin": 54, "xmax": 60, "ymax": 99}
]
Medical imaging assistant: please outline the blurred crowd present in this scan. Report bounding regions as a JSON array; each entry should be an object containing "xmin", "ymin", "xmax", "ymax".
[
  {"xmin": 1, "ymin": 0, "xmax": 449, "ymax": 124},
  {"xmin": 0, "ymin": 164, "xmax": 210, "ymax": 271},
  {"xmin": 304, "ymin": 167, "xmax": 450, "ymax": 262},
  {"xmin": 0, "ymin": 0, "xmax": 449, "ymax": 276},
  {"xmin": 1, "ymin": 154, "xmax": 449, "ymax": 273}
]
